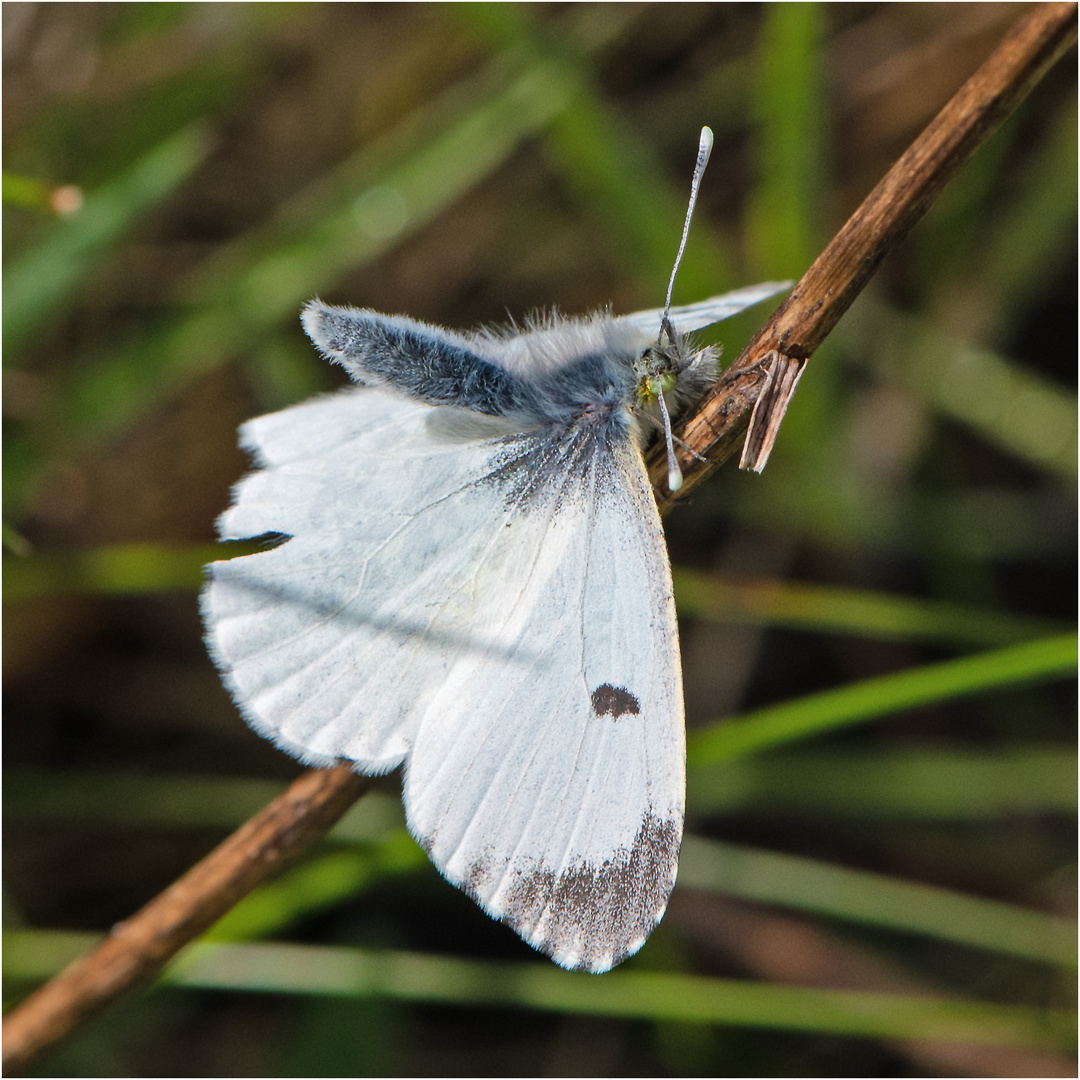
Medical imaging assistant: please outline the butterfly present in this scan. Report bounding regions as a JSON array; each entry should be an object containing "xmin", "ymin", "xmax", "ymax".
[{"xmin": 202, "ymin": 128, "xmax": 789, "ymax": 971}]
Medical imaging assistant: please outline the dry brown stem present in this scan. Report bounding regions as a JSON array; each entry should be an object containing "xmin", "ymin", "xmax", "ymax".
[
  {"xmin": 4, "ymin": 2, "xmax": 1076, "ymax": 1073},
  {"xmin": 650, "ymin": 0, "xmax": 1078, "ymax": 508},
  {"xmin": 3, "ymin": 765, "xmax": 370, "ymax": 1074}
]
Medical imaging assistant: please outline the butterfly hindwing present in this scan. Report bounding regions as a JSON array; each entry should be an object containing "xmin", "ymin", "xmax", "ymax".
[
  {"xmin": 620, "ymin": 281, "xmax": 791, "ymax": 336},
  {"xmin": 204, "ymin": 388, "xmax": 533, "ymax": 772}
]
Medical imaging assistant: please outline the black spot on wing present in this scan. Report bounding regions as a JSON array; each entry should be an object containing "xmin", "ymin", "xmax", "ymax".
[{"xmin": 591, "ymin": 683, "xmax": 641, "ymax": 719}]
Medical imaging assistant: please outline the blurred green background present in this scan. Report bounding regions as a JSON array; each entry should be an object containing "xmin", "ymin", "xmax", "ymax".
[{"xmin": 3, "ymin": 3, "xmax": 1076, "ymax": 1076}]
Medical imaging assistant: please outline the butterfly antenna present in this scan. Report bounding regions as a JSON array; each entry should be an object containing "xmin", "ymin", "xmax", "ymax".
[
  {"xmin": 659, "ymin": 125, "xmax": 714, "ymax": 347},
  {"xmin": 655, "ymin": 126, "xmax": 713, "ymax": 491}
]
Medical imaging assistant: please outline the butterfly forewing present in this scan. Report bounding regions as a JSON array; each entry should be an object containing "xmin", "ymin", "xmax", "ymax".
[{"xmin": 404, "ymin": 433, "xmax": 684, "ymax": 972}]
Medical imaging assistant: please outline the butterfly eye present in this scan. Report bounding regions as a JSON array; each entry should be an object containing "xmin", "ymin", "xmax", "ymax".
[
  {"xmin": 638, "ymin": 365, "xmax": 679, "ymax": 405},
  {"xmin": 655, "ymin": 370, "xmax": 679, "ymax": 397}
]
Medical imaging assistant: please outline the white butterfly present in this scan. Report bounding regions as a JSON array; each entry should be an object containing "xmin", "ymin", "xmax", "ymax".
[{"xmin": 202, "ymin": 128, "xmax": 789, "ymax": 971}]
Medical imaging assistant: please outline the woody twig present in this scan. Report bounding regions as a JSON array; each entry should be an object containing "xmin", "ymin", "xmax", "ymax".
[
  {"xmin": 4, "ymin": 3, "xmax": 1076, "ymax": 1073},
  {"xmin": 2, "ymin": 766, "xmax": 370, "ymax": 1074},
  {"xmin": 650, "ymin": 0, "xmax": 1077, "ymax": 508}
]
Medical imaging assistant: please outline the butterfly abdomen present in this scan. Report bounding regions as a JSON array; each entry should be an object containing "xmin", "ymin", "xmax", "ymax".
[{"xmin": 304, "ymin": 301, "xmax": 524, "ymax": 417}]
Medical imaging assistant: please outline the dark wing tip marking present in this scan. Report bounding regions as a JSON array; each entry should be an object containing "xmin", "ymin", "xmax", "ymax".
[
  {"xmin": 484, "ymin": 812, "xmax": 680, "ymax": 973},
  {"xmin": 591, "ymin": 683, "xmax": 641, "ymax": 719}
]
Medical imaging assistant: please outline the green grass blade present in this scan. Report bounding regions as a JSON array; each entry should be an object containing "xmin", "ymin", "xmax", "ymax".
[
  {"xmin": 687, "ymin": 747, "xmax": 1077, "ymax": 819},
  {"xmin": 205, "ymin": 840, "xmax": 426, "ymax": 943},
  {"xmin": 4, "ymin": 542, "xmax": 224, "ymax": 599},
  {"xmin": 4, "ymin": 932, "xmax": 1071, "ymax": 1047},
  {"xmin": 969, "ymin": 95, "xmax": 1078, "ymax": 326},
  {"xmin": 1, "ymin": 768, "xmax": 404, "ymax": 841},
  {"xmin": 2, "ymin": 171, "xmax": 71, "ymax": 213},
  {"xmin": 746, "ymin": 2, "xmax": 824, "ymax": 280},
  {"xmin": 679, "ymin": 836, "xmax": 1076, "ymax": 967},
  {"xmin": 3, "ymin": 126, "xmax": 211, "ymax": 357},
  {"xmin": 7, "ymin": 739, "xmax": 1073, "ymax": 840},
  {"xmin": 2, "ymin": 769, "xmax": 285, "ymax": 830},
  {"xmin": 673, "ymin": 566, "xmax": 1065, "ymax": 647},
  {"xmin": 688, "ymin": 634, "xmax": 1077, "ymax": 763},
  {"xmin": 452, "ymin": 3, "xmax": 739, "ymax": 296},
  {"xmin": 856, "ymin": 302, "xmax": 1078, "ymax": 481},
  {"xmin": 60, "ymin": 66, "xmax": 573, "ymax": 437},
  {"xmin": 8, "ymin": 743, "xmax": 1073, "ymax": 837}
]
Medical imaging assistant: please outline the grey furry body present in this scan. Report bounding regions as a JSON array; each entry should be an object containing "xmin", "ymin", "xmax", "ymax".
[{"xmin": 301, "ymin": 301, "xmax": 717, "ymax": 448}]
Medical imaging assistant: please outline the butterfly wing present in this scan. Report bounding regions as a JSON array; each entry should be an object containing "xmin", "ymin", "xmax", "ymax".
[
  {"xmin": 404, "ymin": 431, "xmax": 683, "ymax": 973},
  {"xmin": 621, "ymin": 280, "xmax": 791, "ymax": 335},
  {"xmin": 203, "ymin": 387, "xmax": 683, "ymax": 971},
  {"xmin": 203, "ymin": 388, "xmax": 526, "ymax": 773}
]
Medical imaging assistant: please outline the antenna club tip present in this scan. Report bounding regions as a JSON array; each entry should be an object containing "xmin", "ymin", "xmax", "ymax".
[{"xmin": 695, "ymin": 126, "xmax": 712, "ymax": 168}]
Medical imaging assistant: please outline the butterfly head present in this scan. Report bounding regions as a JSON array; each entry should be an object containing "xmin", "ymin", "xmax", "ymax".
[
  {"xmin": 630, "ymin": 308, "xmax": 720, "ymax": 491},
  {"xmin": 634, "ymin": 126, "xmax": 717, "ymax": 491}
]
